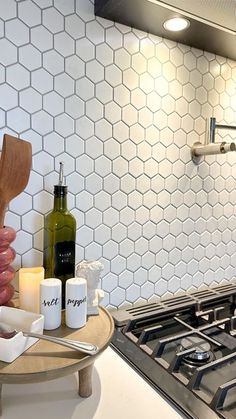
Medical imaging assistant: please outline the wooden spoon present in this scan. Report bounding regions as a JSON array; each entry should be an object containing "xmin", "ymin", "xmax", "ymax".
[{"xmin": 0, "ymin": 134, "xmax": 32, "ymax": 228}]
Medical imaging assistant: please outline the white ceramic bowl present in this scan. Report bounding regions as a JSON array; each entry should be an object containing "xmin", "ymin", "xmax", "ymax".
[{"xmin": 0, "ymin": 306, "xmax": 44, "ymax": 363}]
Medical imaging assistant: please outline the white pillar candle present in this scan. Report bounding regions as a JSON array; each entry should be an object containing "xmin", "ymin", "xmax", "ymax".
[
  {"xmin": 19, "ymin": 267, "xmax": 44, "ymax": 313},
  {"xmin": 40, "ymin": 278, "xmax": 62, "ymax": 330},
  {"xmin": 65, "ymin": 277, "xmax": 87, "ymax": 328}
]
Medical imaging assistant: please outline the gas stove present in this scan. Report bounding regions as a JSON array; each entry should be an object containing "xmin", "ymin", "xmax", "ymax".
[{"xmin": 111, "ymin": 283, "xmax": 236, "ymax": 419}]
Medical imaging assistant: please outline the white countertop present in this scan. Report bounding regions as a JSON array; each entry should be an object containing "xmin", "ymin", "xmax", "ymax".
[{"xmin": 2, "ymin": 346, "xmax": 186, "ymax": 419}]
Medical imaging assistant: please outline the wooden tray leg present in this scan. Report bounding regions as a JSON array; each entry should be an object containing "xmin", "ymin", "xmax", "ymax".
[{"xmin": 78, "ymin": 363, "xmax": 94, "ymax": 398}]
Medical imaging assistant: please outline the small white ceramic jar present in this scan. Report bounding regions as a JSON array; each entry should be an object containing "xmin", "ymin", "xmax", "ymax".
[
  {"xmin": 65, "ymin": 277, "xmax": 87, "ymax": 328},
  {"xmin": 40, "ymin": 278, "xmax": 62, "ymax": 330}
]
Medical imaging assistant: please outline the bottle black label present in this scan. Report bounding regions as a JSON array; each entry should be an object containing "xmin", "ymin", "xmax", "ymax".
[{"xmin": 54, "ymin": 241, "xmax": 75, "ymax": 276}]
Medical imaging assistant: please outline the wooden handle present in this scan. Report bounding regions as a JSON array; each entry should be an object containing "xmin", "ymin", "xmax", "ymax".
[
  {"xmin": 0, "ymin": 199, "xmax": 6, "ymax": 229},
  {"xmin": 0, "ymin": 134, "xmax": 32, "ymax": 228}
]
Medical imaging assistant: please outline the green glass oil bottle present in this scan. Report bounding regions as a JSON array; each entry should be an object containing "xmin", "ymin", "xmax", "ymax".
[{"xmin": 43, "ymin": 162, "xmax": 76, "ymax": 309}]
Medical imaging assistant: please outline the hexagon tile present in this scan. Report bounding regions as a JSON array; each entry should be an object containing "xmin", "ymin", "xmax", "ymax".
[{"xmin": 2, "ymin": 0, "xmax": 236, "ymax": 308}]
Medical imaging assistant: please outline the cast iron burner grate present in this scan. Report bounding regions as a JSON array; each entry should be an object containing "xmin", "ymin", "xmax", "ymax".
[{"xmin": 111, "ymin": 283, "xmax": 236, "ymax": 419}]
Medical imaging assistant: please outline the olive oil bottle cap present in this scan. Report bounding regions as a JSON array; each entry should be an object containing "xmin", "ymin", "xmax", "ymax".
[
  {"xmin": 54, "ymin": 162, "xmax": 67, "ymax": 196},
  {"xmin": 54, "ymin": 185, "xmax": 67, "ymax": 196}
]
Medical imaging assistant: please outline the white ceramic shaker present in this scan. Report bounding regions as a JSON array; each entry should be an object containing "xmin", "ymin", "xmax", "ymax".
[
  {"xmin": 40, "ymin": 278, "xmax": 62, "ymax": 330},
  {"xmin": 65, "ymin": 277, "xmax": 87, "ymax": 328}
]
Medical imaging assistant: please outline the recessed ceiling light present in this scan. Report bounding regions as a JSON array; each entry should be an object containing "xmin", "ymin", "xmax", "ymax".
[{"xmin": 163, "ymin": 17, "xmax": 190, "ymax": 32}]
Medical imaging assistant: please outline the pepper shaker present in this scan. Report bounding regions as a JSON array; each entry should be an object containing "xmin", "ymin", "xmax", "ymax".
[{"xmin": 65, "ymin": 277, "xmax": 87, "ymax": 328}]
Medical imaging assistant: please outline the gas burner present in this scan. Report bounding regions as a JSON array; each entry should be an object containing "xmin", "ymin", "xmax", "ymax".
[
  {"xmin": 112, "ymin": 283, "xmax": 236, "ymax": 418},
  {"xmin": 180, "ymin": 336, "xmax": 215, "ymax": 367}
]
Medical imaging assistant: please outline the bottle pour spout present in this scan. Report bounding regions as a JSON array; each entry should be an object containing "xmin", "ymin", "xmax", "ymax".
[{"xmin": 59, "ymin": 161, "xmax": 64, "ymax": 186}]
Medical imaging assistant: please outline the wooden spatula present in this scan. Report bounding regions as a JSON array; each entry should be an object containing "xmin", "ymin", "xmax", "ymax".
[{"xmin": 0, "ymin": 134, "xmax": 32, "ymax": 228}]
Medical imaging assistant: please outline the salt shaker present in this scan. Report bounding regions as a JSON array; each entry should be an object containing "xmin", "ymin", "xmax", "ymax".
[
  {"xmin": 65, "ymin": 277, "xmax": 87, "ymax": 328},
  {"xmin": 40, "ymin": 278, "xmax": 62, "ymax": 330}
]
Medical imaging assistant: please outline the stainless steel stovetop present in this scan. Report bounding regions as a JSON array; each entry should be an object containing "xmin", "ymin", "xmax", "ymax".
[{"xmin": 111, "ymin": 283, "xmax": 236, "ymax": 419}]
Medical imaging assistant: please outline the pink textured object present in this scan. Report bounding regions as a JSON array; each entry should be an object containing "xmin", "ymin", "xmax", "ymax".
[
  {"xmin": 0, "ymin": 227, "xmax": 16, "ymax": 252},
  {"xmin": 0, "ymin": 266, "xmax": 15, "ymax": 286},
  {"xmin": 0, "ymin": 227, "xmax": 16, "ymax": 306},
  {"xmin": 0, "ymin": 247, "xmax": 16, "ymax": 271},
  {"xmin": 0, "ymin": 284, "xmax": 14, "ymax": 305}
]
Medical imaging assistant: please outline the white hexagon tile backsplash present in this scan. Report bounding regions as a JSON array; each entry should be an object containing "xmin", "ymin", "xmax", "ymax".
[{"xmin": 2, "ymin": 0, "xmax": 236, "ymax": 308}]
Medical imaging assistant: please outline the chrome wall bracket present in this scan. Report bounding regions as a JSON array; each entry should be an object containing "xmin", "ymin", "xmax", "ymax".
[{"xmin": 191, "ymin": 117, "xmax": 236, "ymax": 164}]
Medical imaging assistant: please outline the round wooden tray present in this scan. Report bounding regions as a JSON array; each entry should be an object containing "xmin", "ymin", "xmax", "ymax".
[{"xmin": 0, "ymin": 307, "xmax": 114, "ymax": 414}]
